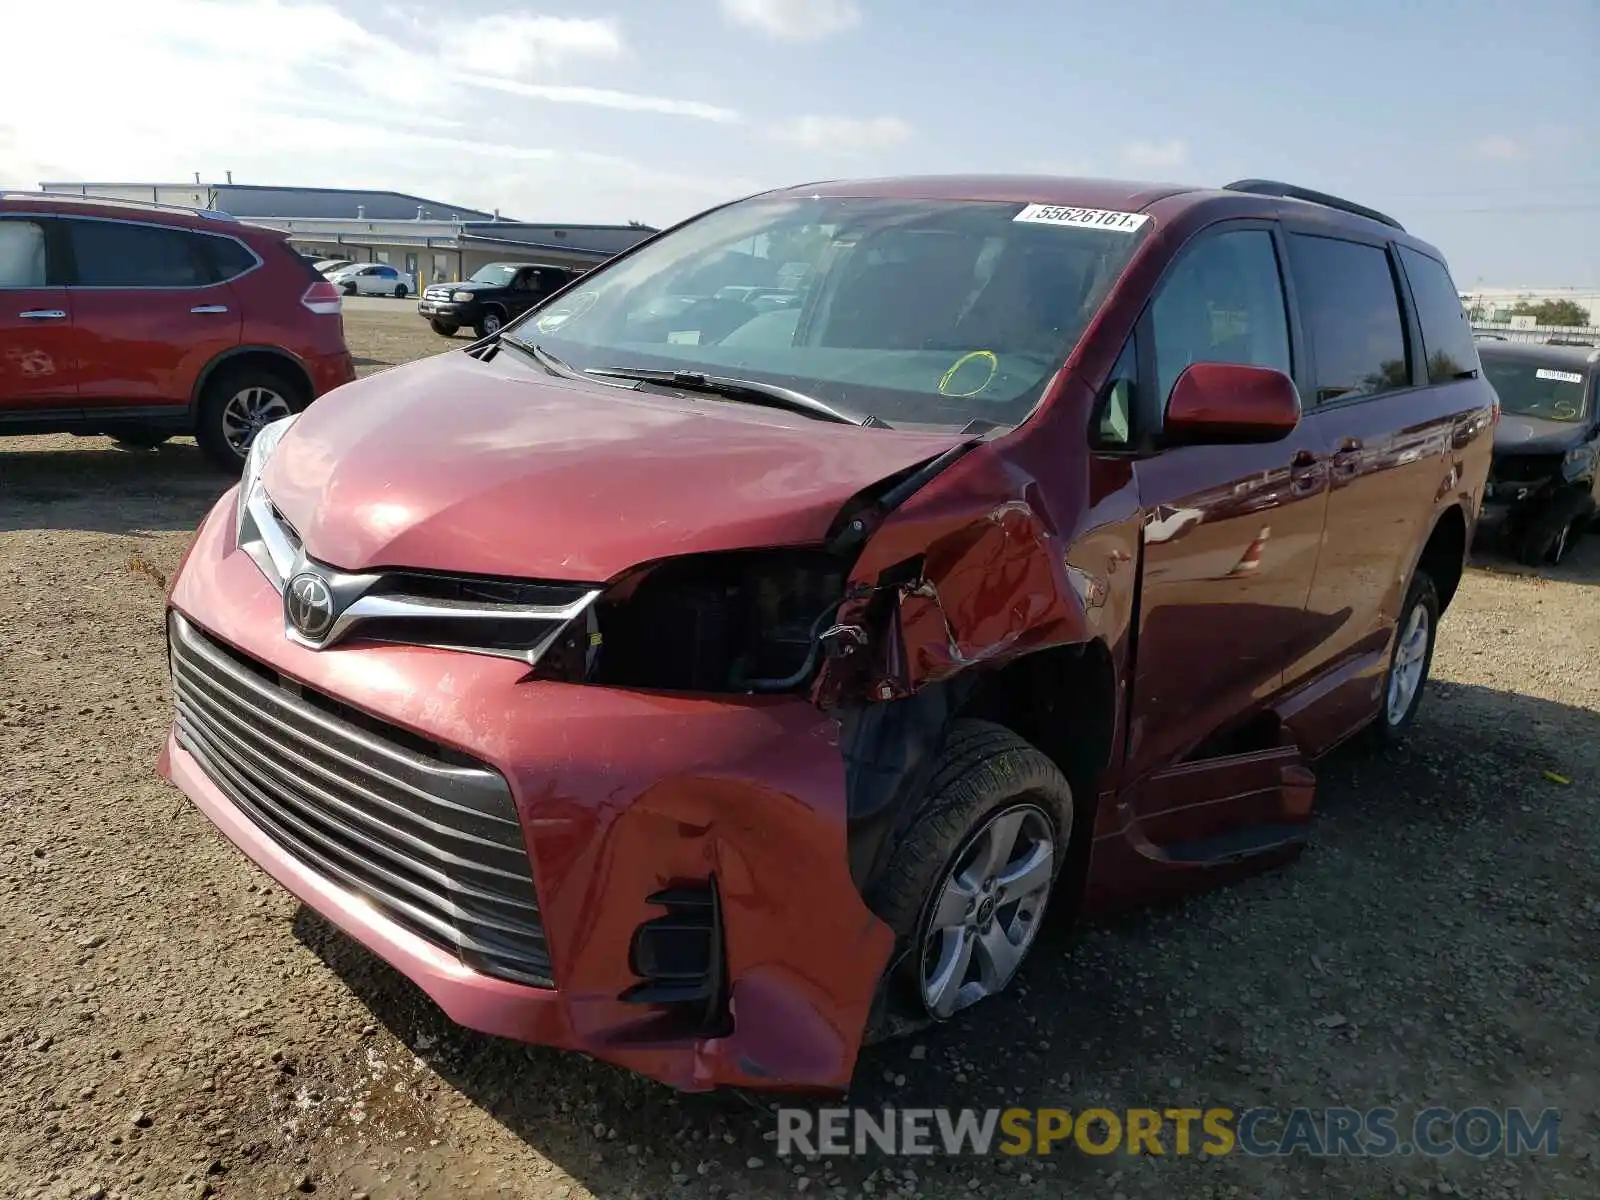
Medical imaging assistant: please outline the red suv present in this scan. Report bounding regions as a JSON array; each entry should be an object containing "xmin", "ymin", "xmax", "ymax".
[
  {"xmin": 158, "ymin": 175, "xmax": 1494, "ymax": 1092},
  {"xmin": 0, "ymin": 192, "xmax": 354, "ymax": 470}
]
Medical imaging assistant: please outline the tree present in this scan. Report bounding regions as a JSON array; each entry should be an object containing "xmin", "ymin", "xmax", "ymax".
[{"xmin": 1510, "ymin": 298, "xmax": 1591, "ymax": 327}]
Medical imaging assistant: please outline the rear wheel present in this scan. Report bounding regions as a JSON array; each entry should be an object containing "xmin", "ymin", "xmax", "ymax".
[
  {"xmin": 866, "ymin": 720, "xmax": 1072, "ymax": 1038},
  {"xmin": 1369, "ymin": 570, "xmax": 1439, "ymax": 747},
  {"xmin": 195, "ymin": 367, "xmax": 305, "ymax": 473},
  {"xmin": 429, "ymin": 319, "xmax": 460, "ymax": 337}
]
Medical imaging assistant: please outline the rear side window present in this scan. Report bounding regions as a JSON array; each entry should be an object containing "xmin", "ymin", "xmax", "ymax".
[
  {"xmin": 67, "ymin": 220, "xmax": 212, "ymax": 287},
  {"xmin": 203, "ymin": 236, "xmax": 258, "ymax": 282},
  {"xmin": 1289, "ymin": 235, "xmax": 1409, "ymax": 404},
  {"xmin": 0, "ymin": 220, "xmax": 47, "ymax": 287},
  {"xmin": 1149, "ymin": 228, "xmax": 1292, "ymax": 407},
  {"xmin": 1397, "ymin": 246, "xmax": 1479, "ymax": 384}
]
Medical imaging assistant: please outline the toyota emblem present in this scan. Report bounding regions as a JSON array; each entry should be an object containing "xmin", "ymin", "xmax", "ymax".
[{"xmin": 285, "ymin": 572, "xmax": 336, "ymax": 641}]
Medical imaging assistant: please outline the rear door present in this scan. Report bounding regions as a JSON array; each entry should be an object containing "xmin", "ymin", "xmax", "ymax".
[
  {"xmin": 65, "ymin": 217, "xmax": 244, "ymax": 410},
  {"xmin": 0, "ymin": 215, "xmax": 78, "ymax": 411},
  {"xmin": 1284, "ymin": 232, "xmax": 1480, "ymax": 750},
  {"xmin": 1124, "ymin": 223, "xmax": 1331, "ymax": 790}
]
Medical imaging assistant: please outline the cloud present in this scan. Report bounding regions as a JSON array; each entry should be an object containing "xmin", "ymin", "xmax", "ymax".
[
  {"xmin": 1470, "ymin": 135, "xmax": 1525, "ymax": 162},
  {"xmin": 772, "ymin": 115, "xmax": 913, "ymax": 152},
  {"xmin": 440, "ymin": 14, "xmax": 625, "ymax": 78},
  {"xmin": 721, "ymin": 0, "xmax": 861, "ymax": 41},
  {"xmin": 1121, "ymin": 139, "xmax": 1189, "ymax": 171},
  {"xmin": 468, "ymin": 76, "xmax": 740, "ymax": 122},
  {"xmin": 0, "ymin": 0, "xmax": 749, "ymax": 226}
]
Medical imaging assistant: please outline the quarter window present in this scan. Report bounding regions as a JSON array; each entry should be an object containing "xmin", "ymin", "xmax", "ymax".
[
  {"xmin": 0, "ymin": 220, "xmax": 47, "ymax": 287},
  {"xmin": 1288, "ymin": 234, "xmax": 1410, "ymax": 403},
  {"xmin": 67, "ymin": 220, "xmax": 211, "ymax": 287},
  {"xmin": 1398, "ymin": 246, "xmax": 1479, "ymax": 384},
  {"xmin": 1149, "ymin": 228, "xmax": 1292, "ymax": 410},
  {"xmin": 203, "ymin": 236, "xmax": 257, "ymax": 282}
]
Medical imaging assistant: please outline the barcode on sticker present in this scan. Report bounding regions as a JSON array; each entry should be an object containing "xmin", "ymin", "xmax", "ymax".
[
  {"xmin": 1014, "ymin": 204, "xmax": 1150, "ymax": 232},
  {"xmin": 1536, "ymin": 368, "xmax": 1584, "ymax": 384}
]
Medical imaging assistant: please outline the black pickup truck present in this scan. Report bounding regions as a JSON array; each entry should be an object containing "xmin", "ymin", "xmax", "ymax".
[{"xmin": 417, "ymin": 262, "xmax": 585, "ymax": 338}]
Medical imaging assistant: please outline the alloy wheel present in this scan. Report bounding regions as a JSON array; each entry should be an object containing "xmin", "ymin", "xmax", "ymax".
[
  {"xmin": 1385, "ymin": 602, "xmax": 1431, "ymax": 726},
  {"xmin": 919, "ymin": 804, "xmax": 1054, "ymax": 1020},
  {"xmin": 220, "ymin": 386, "xmax": 292, "ymax": 458}
]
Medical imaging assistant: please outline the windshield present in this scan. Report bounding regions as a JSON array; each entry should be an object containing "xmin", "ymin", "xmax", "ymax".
[
  {"xmin": 506, "ymin": 195, "xmax": 1151, "ymax": 429},
  {"xmin": 1483, "ymin": 357, "xmax": 1592, "ymax": 423},
  {"xmin": 470, "ymin": 264, "xmax": 521, "ymax": 286}
]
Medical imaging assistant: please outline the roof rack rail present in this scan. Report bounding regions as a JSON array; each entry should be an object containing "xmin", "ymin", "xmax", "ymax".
[
  {"xmin": 0, "ymin": 190, "xmax": 239, "ymax": 223},
  {"xmin": 1221, "ymin": 179, "xmax": 1404, "ymax": 233}
]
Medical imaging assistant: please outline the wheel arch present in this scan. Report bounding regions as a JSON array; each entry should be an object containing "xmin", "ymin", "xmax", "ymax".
[
  {"xmin": 841, "ymin": 639, "xmax": 1119, "ymax": 920},
  {"xmin": 955, "ymin": 639, "xmax": 1117, "ymax": 920},
  {"xmin": 189, "ymin": 346, "xmax": 314, "ymax": 420},
  {"xmin": 1415, "ymin": 502, "xmax": 1469, "ymax": 613}
]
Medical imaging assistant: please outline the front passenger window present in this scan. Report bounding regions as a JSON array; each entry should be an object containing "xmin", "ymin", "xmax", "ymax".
[{"xmin": 1150, "ymin": 229, "xmax": 1292, "ymax": 412}]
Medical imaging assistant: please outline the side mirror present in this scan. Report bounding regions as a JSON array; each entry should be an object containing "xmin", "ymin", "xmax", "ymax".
[{"xmin": 1164, "ymin": 361, "xmax": 1302, "ymax": 446}]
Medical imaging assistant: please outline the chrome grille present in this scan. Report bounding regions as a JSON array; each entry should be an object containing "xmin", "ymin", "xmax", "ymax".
[
  {"xmin": 235, "ymin": 486, "xmax": 600, "ymax": 666},
  {"xmin": 169, "ymin": 611, "xmax": 553, "ymax": 987}
]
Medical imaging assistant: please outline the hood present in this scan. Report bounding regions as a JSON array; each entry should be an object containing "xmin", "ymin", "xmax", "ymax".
[
  {"xmin": 433, "ymin": 280, "xmax": 499, "ymax": 293},
  {"xmin": 263, "ymin": 349, "xmax": 965, "ymax": 581},
  {"xmin": 1493, "ymin": 412, "xmax": 1588, "ymax": 456}
]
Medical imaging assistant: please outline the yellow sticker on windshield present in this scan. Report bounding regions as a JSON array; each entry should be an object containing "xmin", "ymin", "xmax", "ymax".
[{"xmin": 939, "ymin": 350, "xmax": 999, "ymax": 398}]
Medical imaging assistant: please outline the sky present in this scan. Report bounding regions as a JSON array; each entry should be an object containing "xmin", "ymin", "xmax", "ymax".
[{"xmin": 2, "ymin": 0, "xmax": 1595, "ymax": 287}]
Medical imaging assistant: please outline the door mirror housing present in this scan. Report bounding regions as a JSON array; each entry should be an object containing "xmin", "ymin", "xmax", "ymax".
[{"xmin": 1164, "ymin": 362, "xmax": 1302, "ymax": 446}]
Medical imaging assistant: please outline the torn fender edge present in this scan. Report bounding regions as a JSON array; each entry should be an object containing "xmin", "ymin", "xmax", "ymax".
[{"xmin": 815, "ymin": 481, "xmax": 1098, "ymax": 708}]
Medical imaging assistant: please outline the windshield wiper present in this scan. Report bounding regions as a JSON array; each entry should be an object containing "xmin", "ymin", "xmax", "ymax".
[
  {"xmin": 584, "ymin": 367, "xmax": 878, "ymax": 427},
  {"xmin": 500, "ymin": 338, "xmax": 643, "ymax": 390}
]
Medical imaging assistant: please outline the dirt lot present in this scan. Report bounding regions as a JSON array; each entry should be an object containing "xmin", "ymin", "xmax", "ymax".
[{"xmin": 2, "ymin": 306, "xmax": 1596, "ymax": 1200}]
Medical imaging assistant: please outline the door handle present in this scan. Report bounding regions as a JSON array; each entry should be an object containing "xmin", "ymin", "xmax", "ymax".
[
  {"xmin": 1335, "ymin": 437, "xmax": 1362, "ymax": 454},
  {"xmin": 18, "ymin": 309, "xmax": 66, "ymax": 319},
  {"xmin": 190, "ymin": 305, "xmax": 229, "ymax": 314},
  {"xmin": 1291, "ymin": 449, "xmax": 1320, "ymax": 469}
]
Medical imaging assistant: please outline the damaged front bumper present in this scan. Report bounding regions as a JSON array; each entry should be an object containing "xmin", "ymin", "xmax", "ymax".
[{"xmin": 158, "ymin": 497, "xmax": 894, "ymax": 1092}]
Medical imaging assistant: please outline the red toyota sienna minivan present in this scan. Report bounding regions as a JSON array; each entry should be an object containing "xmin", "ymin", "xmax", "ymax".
[
  {"xmin": 0, "ymin": 192, "xmax": 354, "ymax": 470},
  {"xmin": 158, "ymin": 175, "xmax": 1494, "ymax": 1092}
]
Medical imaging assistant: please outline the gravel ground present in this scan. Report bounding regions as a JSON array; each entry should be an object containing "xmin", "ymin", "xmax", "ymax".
[{"xmin": 2, "ymin": 307, "xmax": 1596, "ymax": 1200}]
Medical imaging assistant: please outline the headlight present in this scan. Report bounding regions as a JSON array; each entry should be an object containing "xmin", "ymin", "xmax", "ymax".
[
  {"xmin": 536, "ymin": 550, "xmax": 846, "ymax": 693},
  {"xmin": 235, "ymin": 414, "xmax": 298, "ymax": 545},
  {"xmin": 452, "ymin": 291, "xmax": 474, "ymax": 302}
]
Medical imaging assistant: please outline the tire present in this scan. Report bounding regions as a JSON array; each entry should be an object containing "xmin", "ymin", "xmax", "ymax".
[
  {"xmin": 475, "ymin": 308, "xmax": 506, "ymax": 339},
  {"xmin": 1369, "ymin": 570, "xmax": 1440, "ymax": 747},
  {"xmin": 394, "ymin": 284, "xmax": 408, "ymax": 299},
  {"xmin": 429, "ymin": 319, "xmax": 460, "ymax": 337},
  {"xmin": 107, "ymin": 429, "xmax": 171, "ymax": 450},
  {"xmin": 342, "ymin": 281, "xmax": 357, "ymax": 296},
  {"xmin": 1517, "ymin": 496, "xmax": 1588, "ymax": 566},
  {"xmin": 194, "ymin": 366, "xmax": 306, "ymax": 474},
  {"xmin": 865, "ymin": 720, "xmax": 1073, "ymax": 1038}
]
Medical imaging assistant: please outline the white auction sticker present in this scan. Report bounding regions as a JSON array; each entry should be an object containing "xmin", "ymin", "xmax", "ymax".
[
  {"xmin": 1536, "ymin": 368, "xmax": 1584, "ymax": 384},
  {"xmin": 1014, "ymin": 204, "xmax": 1150, "ymax": 232}
]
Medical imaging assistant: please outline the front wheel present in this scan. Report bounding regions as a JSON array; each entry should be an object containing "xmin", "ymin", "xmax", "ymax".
[
  {"xmin": 394, "ymin": 284, "xmax": 408, "ymax": 299},
  {"xmin": 866, "ymin": 721, "xmax": 1072, "ymax": 1036},
  {"xmin": 1370, "ymin": 570, "xmax": 1440, "ymax": 747},
  {"xmin": 195, "ymin": 368, "xmax": 305, "ymax": 473},
  {"xmin": 429, "ymin": 319, "xmax": 460, "ymax": 337},
  {"xmin": 475, "ymin": 309, "xmax": 505, "ymax": 339},
  {"xmin": 342, "ymin": 281, "xmax": 358, "ymax": 296}
]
